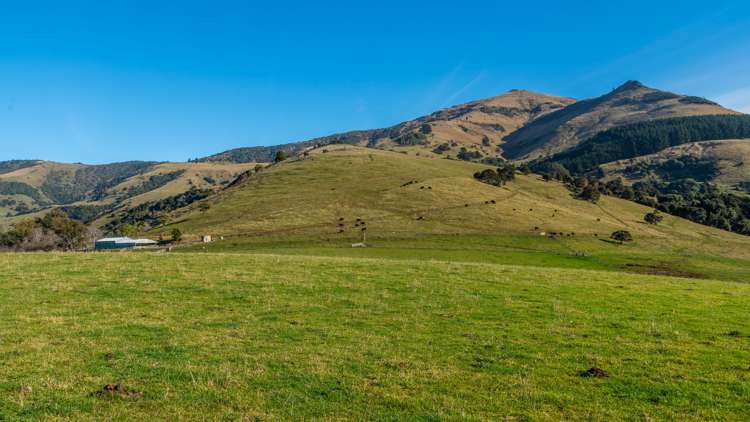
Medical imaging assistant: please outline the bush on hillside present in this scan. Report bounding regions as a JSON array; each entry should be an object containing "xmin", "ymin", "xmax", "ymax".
[
  {"xmin": 171, "ymin": 228, "xmax": 182, "ymax": 242},
  {"xmin": 644, "ymin": 210, "xmax": 664, "ymax": 225},
  {"xmin": 474, "ymin": 164, "xmax": 516, "ymax": 187},
  {"xmin": 274, "ymin": 151, "xmax": 290, "ymax": 162},
  {"xmin": 457, "ymin": 148, "xmax": 482, "ymax": 161},
  {"xmin": 576, "ymin": 184, "xmax": 601, "ymax": 203},
  {"xmin": 0, "ymin": 209, "xmax": 88, "ymax": 251},
  {"xmin": 394, "ymin": 132, "xmax": 427, "ymax": 146},
  {"xmin": 611, "ymin": 230, "xmax": 633, "ymax": 244},
  {"xmin": 432, "ymin": 143, "xmax": 451, "ymax": 154}
]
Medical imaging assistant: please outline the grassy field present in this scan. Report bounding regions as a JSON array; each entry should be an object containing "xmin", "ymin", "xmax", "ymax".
[
  {"xmin": 1, "ymin": 252, "xmax": 749, "ymax": 420},
  {"xmin": 180, "ymin": 233, "xmax": 750, "ymax": 284},
  {"xmin": 3, "ymin": 146, "xmax": 750, "ymax": 420}
]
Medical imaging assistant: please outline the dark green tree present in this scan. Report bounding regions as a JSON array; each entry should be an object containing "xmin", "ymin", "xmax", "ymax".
[
  {"xmin": 577, "ymin": 184, "xmax": 601, "ymax": 203},
  {"xmin": 611, "ymin": 230, "xmax": 633, "ymax": 244},
  {"xmin": 644, "ymin": 210, "xmax": 664, "ymax": 225},
  {"xmin": 274, "ymin": 150, "xmax": 290, "ymax": 163}
]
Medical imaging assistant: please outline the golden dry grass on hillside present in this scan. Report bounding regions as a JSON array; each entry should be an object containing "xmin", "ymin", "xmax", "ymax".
[{"xmin": 164, "ymin": 146, "xmax": 750, "ymax": 262}]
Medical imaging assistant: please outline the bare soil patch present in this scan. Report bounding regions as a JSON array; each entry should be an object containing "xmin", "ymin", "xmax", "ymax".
[{"xmin": 91, "ymin": 383, "xmax": 143, "ymax": 398}]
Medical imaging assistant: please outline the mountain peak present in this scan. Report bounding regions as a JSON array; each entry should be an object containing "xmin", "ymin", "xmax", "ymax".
[{"xmin": 613, "ymin": 80, "xmax": 647, "ymax": 93}]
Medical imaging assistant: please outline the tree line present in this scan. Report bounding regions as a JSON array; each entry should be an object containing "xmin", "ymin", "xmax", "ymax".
[
  {"xmin": 534, "ymin": 115, "xmax": 750, "ymax": 174},
  {"xmin": 542, "ymin": 166, "xmax": 750, "ymax": 236},
  {"xmin": 0, "ymin": 209, "xmax": 93, "ymax": 251}
]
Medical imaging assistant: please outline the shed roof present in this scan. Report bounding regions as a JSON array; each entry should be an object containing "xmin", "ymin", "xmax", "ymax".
[
  {"xmin": 96, "ymin": 237, "xmax": 157, "ymax": 244},
  {"xmin": 96, "ymin": 237, "xmax": 132, "ymax": 243}
]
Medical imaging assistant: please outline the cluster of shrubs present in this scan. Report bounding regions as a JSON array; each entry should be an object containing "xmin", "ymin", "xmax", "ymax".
[
  {"xmin": 644, "ymin": 210, "xmax": 664, "ymax": 225},
  {"xmin": 481, "ymin": 157, "xmax": 507, "ymax": 166},
  {"xmin": 0, "ymin": 198, "xmax": 17, "ymax": 207},
  {"xmin": 0, "ymin": 209, "xmax": 90, "ymax": 251},
  {"xmin": 120, "ymin": 170, "xmax": 186, "ymax": 200},
  {"xmin": 474, "ymin": 164, "xmax": 516, "ymax": 187},
  {"xmin": 394, "ymin": 132, "xmax": 427, "ymax": 146},
  {"xmin": 274, "ymin": 150, "xmax": 290, "ymax": 162},
  {"xmin": 623, "ymin": 156, "xmax": 719, "ymax": 182},
  {"xmin": 59, "ymin": 204, "xmax": 113, "ymax": 224},
  {"xmin": 477, "ymin": 123, "xmax": 505, "ymax": 132},
  {"xmin": 457, "ymin": 148, "xmax": 483, "ymax": 161},
  {"xmin": 432, "ymin": 143, "xmax": 451, "ymax": 154},
  {"xmin": 542, "ymin": 164, "xmax": 750, "ymax": 235},
  {"xmin": 40, "ymin": 162, "xmax": 156, "ymax": 204},
  {"xmin": 0, "ymin": 181, "xmax": 47, "ymax": 204},
  {"xmin": 104, "ymin": 187, "xmax": 212, "ymax": 234},
  {"xmin": 478, "ymin": 105, "xmax": 523, "ymax": 117}
]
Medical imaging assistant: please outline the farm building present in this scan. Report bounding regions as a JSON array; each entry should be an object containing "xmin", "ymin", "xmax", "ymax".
[{"xmin": 95, "ymin": 237, "xmax": 158, "ymax": 250}]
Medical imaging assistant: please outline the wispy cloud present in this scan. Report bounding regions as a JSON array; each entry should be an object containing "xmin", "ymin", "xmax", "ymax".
[
  {"xmin": 421, "ymin": 63, "xmax": 487, "ymax": 111},
  {"xmin": 423, "ymin": 63, "xmax": 464, "ymax": 107},
  {"xmin": 442, "ymin": 71, "xmax": 486, "ymax": 107}
]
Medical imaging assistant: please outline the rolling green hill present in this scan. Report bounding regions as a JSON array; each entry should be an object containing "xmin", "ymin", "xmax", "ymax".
[
  {"xmin": 3, "ymin": 81, "xmax": 748, "ymax": 240},
  {"xmin": 155, "ymin": 146, "xmax": 750, "ymax": 277}
]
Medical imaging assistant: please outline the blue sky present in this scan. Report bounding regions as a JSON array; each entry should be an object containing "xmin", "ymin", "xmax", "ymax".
[{"xmin": 1, "ymin": 1, "xmax": 749, "ymax": 163}]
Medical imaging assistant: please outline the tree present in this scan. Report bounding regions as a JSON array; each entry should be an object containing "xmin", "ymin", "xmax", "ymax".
[
  {"xmin": 577, "ymin": 184, "xmax": 601, "ymax": 203},
  {"xmin": 274, "ymin": 150, "xmax": 290, "ymax": 163},
  {"xmin": 496, "ymin": 163, "xmax": 516, "ymax": 182},
  {"xmin": 2, "ymin": 210, "xmax": 88, "ymax": 251},
  {"xmin": 610, "ymin": 230, "xmax": 633, "ymax": 244},
  {"xmin": 171, "ymin": 228, "xmax": 182, "ymax": 242},
  {"xmin": 55, "ymin": 219, "xmax": 88, "ymax": 251},
  {"xmin": 644, "ymin": 210, "xmax": 664, "ymax": 225},
  {"xmin": 474, "ymin": 164, "xmax": 515, "ymax": 187},
  {"xmin": 420, "ymin": 123, "xmax": 432, "ymax": 134}
]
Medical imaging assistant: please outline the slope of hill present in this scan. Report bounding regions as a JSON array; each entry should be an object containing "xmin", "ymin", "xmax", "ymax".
[
  {"xmin": 0, "ymin": 160, "xmax": 255, "ymax": 229},
  {"xmin": 198, "ymin": 90, "xmax": 576, "ymax": 163},
  {"xmin": 0, "ymin": 160, "xmax": 41, "ymax": 175},
  {"xmin": 502, "ymin": 81, "xmax": 739, "ymax": 161},
  {"xmin": 600, "ymin": 139, "xmax": 750, "ymax": 187},
  {"xmin": 199, "ymin": 81, "xmax": 741, "ymax": 168},
  {"xmin": 159, "ymin": 146, "xmax": 750, "ymax": 264},
  {"xmin": 534, "ymin": 114, "xmax": 750, "ymax": 174}
]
